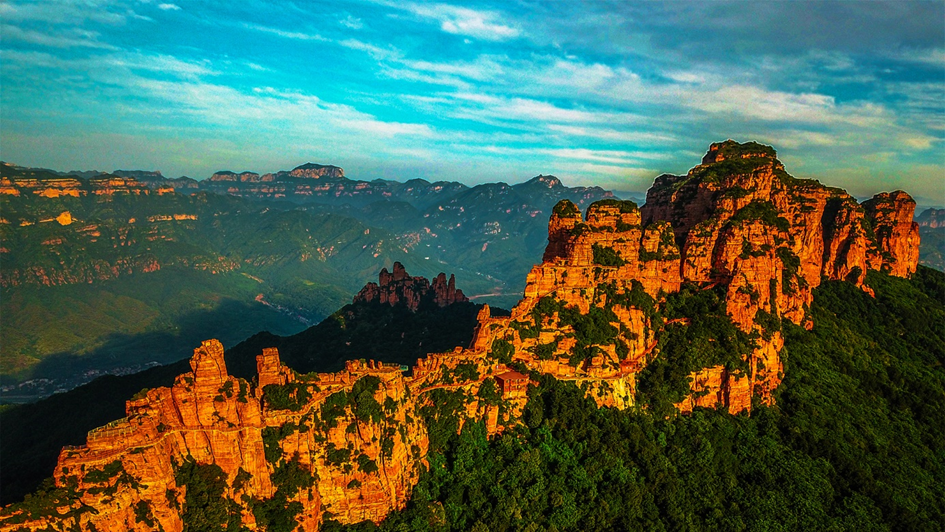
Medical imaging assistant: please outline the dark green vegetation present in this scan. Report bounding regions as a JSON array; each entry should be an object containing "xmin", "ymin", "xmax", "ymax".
[
  {"xmin": 335, "ymin": 267, "xmax": 945, "ymax": 532},
  {"xmin": 637, "ymin": 285, "xmax": 755, "ymax": 416},
  {"xmin": 591, "ymin": 244, "xmax": 625, "ymax": 266},
  {"xmin": 729, "ymin": 200, "xmax": 790, "ymax": 232},
  {"xmin": 224, "ymin": 297, "xmax": 493, "ymax": 379},
  {"xmin": 584, "ymin": 198, "xmax": 638, "ymax": 213},
  {"xmin": 174, "ymin": 458, "xmax": 245, "ymax": 531},
  {"xmin": 252, "ymin": 424, "xmax": 318, "ymax": 532},
  {"xmin": 520, "ymin": 280, "xmax": 657, "ymax": 369},
  {"xmin": 710, "ymin": 140, "xmax": 778, "ymax": 160}
]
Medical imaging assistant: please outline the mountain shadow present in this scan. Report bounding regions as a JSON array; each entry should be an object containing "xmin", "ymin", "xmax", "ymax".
[{"xmin": 3, "ymin": 298, "xmax": 306, "ymax": 396}]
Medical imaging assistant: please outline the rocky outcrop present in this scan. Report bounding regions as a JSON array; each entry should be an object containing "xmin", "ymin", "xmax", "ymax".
[
  {"xmin": 209, "ymin": 170, "xmax": 267, "ymax": 182},
  {"xmin": 478, "ymin": 140, "xmax": 919, "ymax": 415},
  {"xmin": 863, "ymin": 191, "xmax": 920, "ymax": 277},
  {"xmin": 0, "ymin": 341, "xmax": 440, "ymax": 531},
  {"xmin": 354, "ymin": 262, "xmax": 468, "ymax": 310},
  {"xmin": 288, "ymin": 163, "xmax": 345, "ymax": 179},
  {"xmin": 637, "ymin": 139, "xmax": 919, "ymax": 408},
  {"xmin": 1, "ymin": 141, "xmax": 923, "ymax": 532},
  {"xmin": 1, "ymin": 164, "xmax": 150, "ymax": 197}
]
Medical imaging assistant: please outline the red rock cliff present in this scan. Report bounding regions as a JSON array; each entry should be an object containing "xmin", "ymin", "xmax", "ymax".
[{"xmin": 2, "ymin": 141, "xmax": 922, "ymax": 532}]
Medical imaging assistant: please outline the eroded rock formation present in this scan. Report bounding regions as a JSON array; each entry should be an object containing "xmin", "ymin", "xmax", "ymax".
[
  {"xmin": 1, "ymin": 141, "xmax": 922, "ymax": 532},
  {"xmin": 354, "ymin": 262, "xmax": 468, "ymax": 310}
]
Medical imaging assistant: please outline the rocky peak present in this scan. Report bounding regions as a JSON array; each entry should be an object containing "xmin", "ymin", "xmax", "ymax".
[
  {"xmin": 524, "ymin": 141, "xmax": 920, "ymax": 413},
  {"xmin": 208, "ymin": 170, "xmax": 262, "ymax": 182},
  {"xmin": 189, "ymin": 338, "xmax": 228, "ymax": 386},
  {"xmin": 256, "ymin": 346, "xmax": 290, "ymax": 389},
  {"xmin": 289, "ymin": 163, "xmax": 345, "ymax": 179},
  {"xmin": 523, "ymin": 174, "xmax": 563, "ymax": 189},
  {"xmin": 701, "ymin": 139, "xmax": 778, "ymax": 164},
  {"xmin": 355, "ymin": 262, "xmax": 468, "ymax": 311},
  {"xmin": 863, "ymin": 191, "xmax": 920, "ymax": 277}
]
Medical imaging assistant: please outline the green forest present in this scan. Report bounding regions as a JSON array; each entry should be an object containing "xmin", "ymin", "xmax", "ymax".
[{"xmin": 328, "ymin": 267, "xmax": 945, "ymax": 532}]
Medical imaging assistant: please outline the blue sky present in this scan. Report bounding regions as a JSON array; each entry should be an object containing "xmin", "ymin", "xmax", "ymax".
[{"xmin": 2, "ymin": 0, "xmax": 943, "ymax": 203}]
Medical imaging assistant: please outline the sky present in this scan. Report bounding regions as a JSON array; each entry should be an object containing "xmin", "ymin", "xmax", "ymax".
[{"xmin": 1, "ymin": 0, "xmax": 944, "ymax": 203}]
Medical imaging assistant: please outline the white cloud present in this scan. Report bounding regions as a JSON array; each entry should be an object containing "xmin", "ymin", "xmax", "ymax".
[
  {"xmin": 401, "ymin": 3, "xmax": 520, "ymax": 41},
  {"xmin": 245, "ymin": 23, "xmax": 327, "ymax": 42},
  {"xmin": 337, "ymin": 38, "xmax": 400, "ymax": 61},
  {"xmin": 0, "ymin": 23, "xmax": 116, "ymax": 48},
  {"xmin": 0, "ymin": 0, "xmax": 140, "ymax": 24},
  {"xmin": 339, "ymin": 15, "xmax": 363, "ymax": 30},
  {"xmin": 545, "ymin": 125, "xmax": 674, "ymax": 144},
  {"xmin": 892, "ymin": 47, "xmax": 945, "ymax": 67},
  {"xmin": 157, "ymin": 3, "xmax": 180, "ymax": 11}
]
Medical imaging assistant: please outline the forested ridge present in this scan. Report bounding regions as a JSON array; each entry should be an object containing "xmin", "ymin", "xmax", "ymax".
[{"xmin": 329, "ymin": 267, "xmax": 945, "ymax": 532}]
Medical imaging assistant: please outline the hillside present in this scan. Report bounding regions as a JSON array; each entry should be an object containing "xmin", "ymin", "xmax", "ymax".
[
  {"xmin": 342, "ymin": 266, "xmax": 945, "ymax": 531},
  {"xmin": 1, "ymin": 163, "xmax": 611, "ymax": 394},
  {"xmin": 0, "ymin": 266, "xmax": 486, "ymax": 506},
  {"xmin": 0, "ymin": 141, "xmax": 934, "ymax": 532},
  {"xmin": 917, "ymin": 208, "xmax": 945, "ymax": 271}
]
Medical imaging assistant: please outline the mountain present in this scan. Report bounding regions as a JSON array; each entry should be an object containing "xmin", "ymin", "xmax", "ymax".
[
  {"xmin": 917, "ymin": 208, "xmax": 945, "ymax": 272},
  {"xmin": 0, "ymin": 166, "xmax": 452, "ymax": 394},
  {"xmin": 183, "ymin": 162, "xmax": 616, "ymax": 306},
  {"xmin": 2, "ymin": 141, "xmax": 936, "ymax": 532},
  {"xmin": 0, "ymin": 266, "xmax": 487, "ymax": 506},
  {"xmin": 222, "ymin": 262, "xmax": 499, "ymax": 381},
  {"xmin": 1, "ymin": 162, "xmax": 613, "ymax": 395}
]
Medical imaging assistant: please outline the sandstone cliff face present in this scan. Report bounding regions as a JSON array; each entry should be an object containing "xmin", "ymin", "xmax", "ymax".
[
  {"xmin": 2, "ymin": 141, "xmax": 923, "ymax": 532},
  {"xmin": 637, "ymin": 140, "xmax": 919, "ymax": 409},
  {"xmin": 863, "ymin": 191, "xmax": 920, "ymax": 277},
  {"xmin": 354, "ymin": 262, "xmax": 468, "ymax": 310},
  {"xmin": 0, "ymin": 166, "xmax": 150, "ymax": 197},
  {"xmin": 480, "ymin": 141, "xmax": 919, "ymax": 415},
  {"xmin": 0, "ymin": 341, "xmax": 437, "ymax": 532}
]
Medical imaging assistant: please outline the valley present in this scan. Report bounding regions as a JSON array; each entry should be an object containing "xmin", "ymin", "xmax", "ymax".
[{"xmin": 1, "ymin": 162, "xmax": 613, "ymax": 397}]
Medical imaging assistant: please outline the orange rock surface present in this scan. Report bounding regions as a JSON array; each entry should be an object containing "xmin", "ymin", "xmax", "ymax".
[{"xmin": 2, "ymin": 141, "xmax": 922, "ymax": 532}]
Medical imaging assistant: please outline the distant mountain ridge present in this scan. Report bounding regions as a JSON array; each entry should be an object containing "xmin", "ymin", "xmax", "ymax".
[
  {"xmin": 917, "ymin": 207, "xmax": 945, "ymax": 272},
  {"xmin": 4, "ymin": 160, "xmax": 611, "ymax": 210},
  {"xmin": 0, "ymin": 160, "xmax": 613, "ymax": 394}
]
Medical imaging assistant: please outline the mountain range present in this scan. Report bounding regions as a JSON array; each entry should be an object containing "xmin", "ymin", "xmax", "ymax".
[
  {"xmin": 2, "ymin": 141, "xmax": 941, "ymax": 532},
  {"xmin": 1, "ymin": 162, "xmax": 613, "ymax": 397}
]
